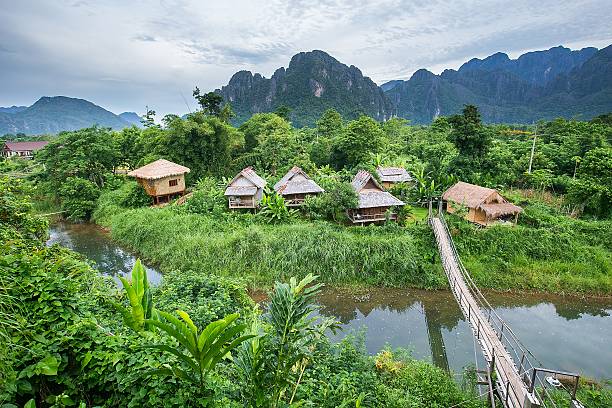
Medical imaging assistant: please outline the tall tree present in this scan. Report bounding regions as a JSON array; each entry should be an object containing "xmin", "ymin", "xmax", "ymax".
[
  {"xmin": 164, "ymin": 112, "xmax": 238, "ymax": 178},
  {"xmin": 37, "ymin": 126, "xmax": 119, "ymax": 190},
  {"xmin": 193, "ymin": 87, "xmax": 223, "ymax": 116},
  {"xmin": 141, "ymin": 106, "xmax": 157, "ymax": 128},
  {"xmin": 448, "ymin": 105, "xmax": 490, "ymax": 158},
  {"xmin": 331, "ymin": 115, "xmax": 384, "ymax": 169},
  {"xmin": 274, "ymin": 105, "xmax": 292, "ymax": 121},
  {"xmin": 239, "ymin": 113, "xmax": 291, "ymax": 152}
]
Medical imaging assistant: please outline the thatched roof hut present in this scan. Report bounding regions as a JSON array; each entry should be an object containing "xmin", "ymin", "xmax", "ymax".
[
  {"xmin": 128, "ymin": 159, "xmax": 190, "ymax": 204},
  {"xmin": 442, "ymin": 181, "xmax": 522, "ymax": 226},
  {"xmin": 225, "ymin": 167, "xmax": 267, "ymax": 209},
  {"xmin": 376, "ymin": 166, "xmax": 413, "ymax": 188},
  {"xmin": 274, "ymin": 166, "xmax": 324, "ymax": 206},
  {"xmin": 348, "ymin": 170, "xmax": 404, "ymax": 224}
]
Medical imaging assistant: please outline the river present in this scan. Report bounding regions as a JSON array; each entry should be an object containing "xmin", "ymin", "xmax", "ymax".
[{"xmin": 47, "ymin": 222, "xmax": 612, "ymax": 380}]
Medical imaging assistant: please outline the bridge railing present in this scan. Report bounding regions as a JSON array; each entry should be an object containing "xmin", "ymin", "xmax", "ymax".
[{"xmin": 430, "ymin": 200, "xmax": 583, "ymax": 408}]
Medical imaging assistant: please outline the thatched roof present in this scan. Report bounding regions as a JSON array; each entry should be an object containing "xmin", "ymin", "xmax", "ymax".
[
  {"xmin": 479, "ymin": 202, "xmax": 522, "ymax": 217},
  {"xmin": 442, "ymin": 181, "xmax": 496, "ymax": 208},
  {"xmin": 443, "ymin": 181, "xmax": 522, "ymax": 217},
  {"xmin": 376, "ymin": 166, "xmax": 412, "ymax": 183},
  {"xmin": 357, "ymin": 191, "xmax": 405, "ymax": 209},
  {"xmin": 225, "ymin": 167, "xmax": 266, "ymax": 196},
  {"xmin": 3, "ymin": 141, "xmax": 49, "ymax": 151},
  {"xmin": 351, "ymin": 170, "xmax": 383, "ymax": 191},
  {"xmin": 274, "ymin": 166, "xmax": 324, "ymax": 195},
  {"xmin": 351, "ymin": 170, "xmax": 404, "ymax": 209},
  {"xmin": 225, "ymin": 186, "xmax": 258, "ymax": 196},
  {"xmin": 128, "ymin": 159, "xmax": 190, "ymax": 180}
]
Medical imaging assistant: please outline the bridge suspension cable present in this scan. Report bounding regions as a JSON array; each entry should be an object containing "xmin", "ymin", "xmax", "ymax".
[{"xmin": 428, "ymin": 199, "xmax": 584, "ymax": 408}]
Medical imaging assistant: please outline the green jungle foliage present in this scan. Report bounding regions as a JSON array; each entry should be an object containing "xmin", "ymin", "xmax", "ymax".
[
  {"xmin": 41, "ymin": 105, "xmax": 600, "ymax": 295},
  {"xmin": 27, "ymin": 104, "xmax": 611, "ymax": 221},
  {"xmin": 1, "ymin": 183, "xmax": 498, "ymax": 407}
]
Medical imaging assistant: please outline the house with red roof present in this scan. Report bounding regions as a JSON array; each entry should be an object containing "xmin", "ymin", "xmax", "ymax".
[{"xmin": 2, "ymin": 141, "xmax": 49, "ymax": 159}]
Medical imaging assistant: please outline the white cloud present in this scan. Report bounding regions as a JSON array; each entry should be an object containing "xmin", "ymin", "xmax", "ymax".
[{"xmin": 0, "ymin": 0, "xmax": 611, "ymax": 116}]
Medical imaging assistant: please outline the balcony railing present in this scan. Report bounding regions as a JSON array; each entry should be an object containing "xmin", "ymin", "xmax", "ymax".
[
  {"xmin": 285, "ymin": 198, "xmax": 306, "ymax": 206},
  {"xmin": 348, "ymin": 212, "xmax": 397, "ymax": 223},
  {"xmin": 228, "ymin": 198, "xmax": 256, "ymax": 208}
]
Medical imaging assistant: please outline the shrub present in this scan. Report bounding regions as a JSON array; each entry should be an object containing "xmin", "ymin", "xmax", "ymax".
[
  {"xmin": 185, "ymin": 177, "xmax": 226, "ymax": 214},
  {"xmin": 258, "ymin": 193, "xmax": 297, "ymax": 223},
  {"xmin": 154, "ymin": 271, "xmax": 254, "ymax": 329},
  {"xmin": 58, "ymin": 177, "xmax": 100, "ymax": 221},
  {"xmin": 118, "ymin": 180, "xmax": 150, "ymax": 208},
  {"xmin": 303, "ymin": 179, "xmax": 357, "ymax": 222}
]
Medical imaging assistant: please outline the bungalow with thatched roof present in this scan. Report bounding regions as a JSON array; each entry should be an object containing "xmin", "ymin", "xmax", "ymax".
[
  {"xmin": 273, "ymin": 166, "xmax": 324, "ymax": 206},
  {"xmin": 442, "ymin": 181, "xmax": 522, "ymax": 226},
  {"xmin": 376, "ymin": 166, "xmax": 413, "ymax": 189},
  {"xmin": 347, "ymin": 170, "xmax": 405, "ymax": 224},
  {"xmin": 128, "ymin": 159, "xmax": 190, "ymax": 204},
  {"xmin": 225, "ymin": 166, "xmax": 267, "ymax": 209}
]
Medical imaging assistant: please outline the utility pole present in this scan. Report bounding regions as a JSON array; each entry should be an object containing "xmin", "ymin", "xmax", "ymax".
[{"xmin": 528, "ymin": 123, "xmax": 537, "ymax": 174}]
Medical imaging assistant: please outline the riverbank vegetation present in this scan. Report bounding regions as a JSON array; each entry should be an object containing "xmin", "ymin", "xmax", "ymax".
[
  {"xmin": 4, "ymin": 101, "xmax": 607, "ymax": 295},
  {"xmin": 2, "ymin": 178, "xmax": 492, "ymax": 407},
  {"xmin": 93, "ymin": 191, "xmax": 611, "ymax": 295}
]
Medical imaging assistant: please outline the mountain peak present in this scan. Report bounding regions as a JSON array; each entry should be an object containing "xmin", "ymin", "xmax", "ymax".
[
  {"xmin": 410, "ymin": 69, "xmax": 436, "ymax": 81},
  {"xmin": 217, "ymin": 50, "xmax": 392, "ymax": 126}
]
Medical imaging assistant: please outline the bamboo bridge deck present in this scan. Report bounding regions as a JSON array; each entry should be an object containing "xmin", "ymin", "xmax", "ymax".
[{"xmin": 428, "ymin": 202, "xmax": 584, "ymax": 408}]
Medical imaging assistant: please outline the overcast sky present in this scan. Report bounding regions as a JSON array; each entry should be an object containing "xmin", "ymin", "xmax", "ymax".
[{"xmin": 1, "ymin": 0, "xmax": 611, "ymax": 117}]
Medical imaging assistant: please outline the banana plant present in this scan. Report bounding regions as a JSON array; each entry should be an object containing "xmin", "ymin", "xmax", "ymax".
[
  {"xmin": 146, "ymin": 311, "xmax": 255, "ymax": 388},
  {"xmin": 111, "ymin": 259, "xmax": 157, "ymax": 332}
]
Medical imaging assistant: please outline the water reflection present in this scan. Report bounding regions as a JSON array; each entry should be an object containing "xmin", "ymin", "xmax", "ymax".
[
  {"xmin": 47, "ymin": 222, "xmax": 163, "ymax": 286},
  {"xmin": 47, "ymin": 222, "xmax": 611, "ymax": 380},
  {"xmin": 317, "ymin": 288, "xmax": 612, "ymax": 379}
]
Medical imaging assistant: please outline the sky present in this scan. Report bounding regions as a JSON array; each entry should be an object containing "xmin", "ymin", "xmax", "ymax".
[{"xmin": 1, "ymin": 0, "xmax": 612, "ymax": 117}]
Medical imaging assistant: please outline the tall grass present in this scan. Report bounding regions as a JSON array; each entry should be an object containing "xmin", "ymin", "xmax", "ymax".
[
  {"xmin": 97, "ymin": 206, "xmax": 442, "ymax": 288},
  {"xmin": 94, "ymin": 193, "xmax": 611, "ymax": 294},
  {"xmin": 449, "ymin": 205, "xmax": 612, "ymax": 295}
]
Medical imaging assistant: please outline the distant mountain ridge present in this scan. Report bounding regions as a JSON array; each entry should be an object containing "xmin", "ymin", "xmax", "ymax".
[
  {"xmin": 219, "ymin": 45, "xmax": 612, "ymax": 125},
  {"xmin": 0, "ymin": 106, "xmax": 28, "ymax": 114},
  {"xmin": 0, "ymin": 96, "xmax": 133, "ymax": 135},
  {"xmin": 119, "ymin": 112, "xmax": 144, "ymax": 128},
  {"xmin": 3, "ymin": 45, "xmax": 611, "ymax": 135},
  {"xmin": 217, "ymin": 50, "xmax": 393, "ymax": 127},
  {"xmin": 385, "ymin": 45, "xmax": 611, "ymax": 123}
]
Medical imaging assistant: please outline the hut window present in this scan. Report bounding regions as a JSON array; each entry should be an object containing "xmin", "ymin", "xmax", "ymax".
[{"xmin": 169, "ymin": 179, "xmax": 178, "ymax": 187}]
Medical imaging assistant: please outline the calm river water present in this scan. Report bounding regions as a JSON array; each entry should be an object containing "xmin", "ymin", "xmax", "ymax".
[{"xmin": 47, "ymin": 222, "xmax": 612, "ymax": 379}]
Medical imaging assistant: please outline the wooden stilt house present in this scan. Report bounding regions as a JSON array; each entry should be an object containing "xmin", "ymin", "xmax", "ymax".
[
  {"xmin": 442, "ymin": 181, "xmax": 522, "ymax": 226},
  {"xmin": 225, "ymin": 167, "xmax": 267, "ymax": 209},
  {"xmin": 376, "ymin": 166, "xmax": 413, "ymax": 189},
  {"xmin": 128, "ymin": 159, "xmax": 190, "ymax": 205},
  {"xmin": 273, "ymin": 166, "xmax": 324, "ymax": 206},
  {"xmin": 347, "ymin": 170, "xmax": 405, "ymax": 224}
]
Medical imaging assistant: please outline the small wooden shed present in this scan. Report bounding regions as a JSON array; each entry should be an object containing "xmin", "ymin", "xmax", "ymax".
[
  {"xmin": 127, "ymin": 159, "xmax": 190, "ymax": 204},
  {"xmin": 442, "ymin": 181, "xmax": 522, "ymax": 226},
  {"xmin": 225, "ymin": 167, "xmax": 267, "ymax": 209},
  {"xmin": 273, "ymin": 166, "xmax": 324, "ymax": 206},
  {"xmin": 348, "ymin": 170, "xmax": 405, "ymax": 224},
  {"xmin": 376, "ymin": 166, "xmax": 413, "ymax": 189}
]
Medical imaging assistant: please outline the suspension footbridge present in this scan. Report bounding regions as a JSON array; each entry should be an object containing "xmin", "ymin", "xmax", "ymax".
[{"xmin": 428, "ymin": 201, "xmax": 584, "ymax": 408}]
